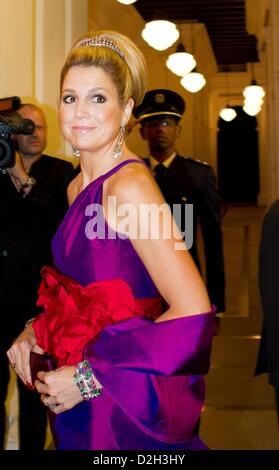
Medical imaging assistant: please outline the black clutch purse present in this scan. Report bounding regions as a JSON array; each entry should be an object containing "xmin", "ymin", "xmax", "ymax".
[{"xmin": 30, "ymin": 351, "xmax": 57, "ymax": 385}]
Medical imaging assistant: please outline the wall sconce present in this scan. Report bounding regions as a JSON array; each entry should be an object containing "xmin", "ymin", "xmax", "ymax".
[{"xmin": 141, "ymin": 20, "xmax": 180, "ymax": 51}]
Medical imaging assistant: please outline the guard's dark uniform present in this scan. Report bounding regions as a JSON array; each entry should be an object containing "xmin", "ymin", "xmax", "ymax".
[
  {"xmin": 134, "ymin": 88, "xmax": 225, "ymax": 313},
  {"xmin": 144, "ymin": 154, "xmax": 225, "ymax": 312}
]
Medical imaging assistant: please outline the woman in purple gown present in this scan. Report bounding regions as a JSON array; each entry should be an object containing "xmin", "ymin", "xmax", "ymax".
[{"xmin": 7, "ymin": 30, "xmax": 216, "ymax": 450}]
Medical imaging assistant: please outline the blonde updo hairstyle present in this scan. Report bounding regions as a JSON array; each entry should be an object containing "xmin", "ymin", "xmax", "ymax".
[{"xmin": 60, "ymin": 30, "xmax": 147, "ymax": 108}]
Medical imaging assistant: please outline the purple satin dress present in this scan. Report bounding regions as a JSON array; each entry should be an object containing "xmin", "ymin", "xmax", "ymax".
[{"xmin": 51, "ymin": 159, "xmax": 215, "ymax": 450}]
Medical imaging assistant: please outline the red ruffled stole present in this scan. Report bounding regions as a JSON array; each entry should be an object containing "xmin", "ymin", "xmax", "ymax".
[{"xmin": 32, "ymin": 266, "xmax": 162, "ymax": 367}]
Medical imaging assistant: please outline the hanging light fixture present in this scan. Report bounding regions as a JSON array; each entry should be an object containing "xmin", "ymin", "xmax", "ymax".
[
  {"xmin": 179, "ymin": 22, "xmax": 206, "ymax": 93},
  {"xmin": 219, "ymin": 106, "xmax": 237, "ymax": 122},
  {"xmin": 242, "ymin": 63, "xmax": 265, "ymax": 116},
  {"xmin": 141, "ymin": 20, "xmax": 179, "ymax": 51},
  {"xmin": 243, "ymin": 96, "xmax": 263, "ymax": 116},
  {"xmin": 116, "ymin": 0, "xmax": 137, "ymax": 4},
  {"xmin": 243, "ymin": 79, "xmax": 265, "ymax": 101},
  {"xmin": 244, "ymin": 97, "xmax": 264, "ymax": 107},
  {"xmin": 180, "ymin": 69, "xmax": 206, "ymax": 93},
  {"xmin": 243, "ymin": 102, "xmax": 262, "ymax": 116},
  {"xmin": 219, "ymin": 72, "xmax": 237, "ymax": 122},
  {"xmin": 166, "ymin": 43, "xmax": 196, "ymax": 77}
]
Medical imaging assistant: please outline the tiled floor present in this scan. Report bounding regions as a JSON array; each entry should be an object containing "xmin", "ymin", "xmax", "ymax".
[
  {"xmin": 5, "ymin": 371, "xmax": 52, "ymax": 450},
  {"xmin": 5, "ymin": 372, "xmax": 18, "ymax": 450},
  {"xmin": 200, "ymin": 205, "xmax": 279, "ymax": 449},
  {"xmin": 5, "ymin": 205, "xmax": 279, "ymax": 450}
]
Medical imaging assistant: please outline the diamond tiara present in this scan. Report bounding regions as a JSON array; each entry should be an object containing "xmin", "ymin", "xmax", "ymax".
[{"xmin": 79, "ymin": 37, "xmax": 124, "ymax": 60}]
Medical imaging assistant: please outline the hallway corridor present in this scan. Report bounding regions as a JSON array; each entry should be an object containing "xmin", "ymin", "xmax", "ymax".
[
  {"xmin": 200, "ymin": 205, "xmax": 279, "ymax": 449},
  {"xmin": 4, "ymin": 205, "xmax": 279, "ymax": 450}
]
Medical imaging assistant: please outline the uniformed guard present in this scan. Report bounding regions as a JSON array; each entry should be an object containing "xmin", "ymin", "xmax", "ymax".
[{"xmin": 133, "ymin": 89, "xmax": 225, "ymax": 313}]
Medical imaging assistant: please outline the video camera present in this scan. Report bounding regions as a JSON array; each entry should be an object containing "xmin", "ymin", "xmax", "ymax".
[{"xmin": 0, "ymin": 96, "xmax": 35, "ymax": 168}]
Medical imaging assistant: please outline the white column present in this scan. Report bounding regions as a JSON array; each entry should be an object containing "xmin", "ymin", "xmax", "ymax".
[
  {"xmin": 266, "ymin": 0, "xmax": 279, "ymax": 203},
  {"xmin": 0, "ymin": 0, "xmax": 33, "ymax": 98}
]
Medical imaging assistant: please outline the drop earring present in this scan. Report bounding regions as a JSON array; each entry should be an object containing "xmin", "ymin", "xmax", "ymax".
[
  {"xmin": 72, "ymin": 146, "xmax": 80, "ymax": 158},
  {"xmin": 113, "ymin": 123, "xmax": 125, "ymax": 159}
]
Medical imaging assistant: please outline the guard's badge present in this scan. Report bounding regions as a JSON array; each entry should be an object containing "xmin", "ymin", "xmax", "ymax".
[{"xmin": 155, "ymin": 93, "xmax": 165, "ymax": 103}]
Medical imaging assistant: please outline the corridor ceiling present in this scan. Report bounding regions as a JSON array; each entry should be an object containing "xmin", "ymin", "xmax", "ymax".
[{"xmin": 134, "ymin": 0, "xmax": 259, "ymax": 71}]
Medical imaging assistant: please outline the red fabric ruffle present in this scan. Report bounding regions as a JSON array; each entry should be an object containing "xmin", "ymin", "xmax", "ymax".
[{"xmin": 32, "ymin": 266, "xmax": 161, "ymax": 367}]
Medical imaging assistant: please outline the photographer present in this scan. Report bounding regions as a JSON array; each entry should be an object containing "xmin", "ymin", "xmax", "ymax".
[{"xmin": 0, "ymin": 103, "xmax": 76, "ymax": 449}]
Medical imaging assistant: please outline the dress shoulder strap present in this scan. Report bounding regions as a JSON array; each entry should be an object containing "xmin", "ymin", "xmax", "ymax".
[{"xmin": 100, "ymin": 159, "xmax": 146, "ymax": 181}]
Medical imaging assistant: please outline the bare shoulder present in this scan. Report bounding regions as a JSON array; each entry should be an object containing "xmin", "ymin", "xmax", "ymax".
[
  {"xmin": 67, "ymin": 173, "xmax": 82, "ymax": 205},
  {"xmin": 107, "ymin": 159, "xmax": 162, "ymax": 205}
]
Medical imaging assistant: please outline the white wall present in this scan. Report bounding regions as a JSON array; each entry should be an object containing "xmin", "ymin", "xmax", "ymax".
[
  {"xmin": 0, "ymin": 0, "xmax": 34, "ymax": 97},
  {"xmin": 0, "ymin": 0, "xmax": 88, "ymax": 161},
  {"xmin": 265, "ymin": 0, "xmax": 279, "ymax": 204}
]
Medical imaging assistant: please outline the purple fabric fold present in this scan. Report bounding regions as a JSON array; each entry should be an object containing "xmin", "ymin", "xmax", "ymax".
[
  {"xmin": 54, "ymin": 311, "xmax": 215, "ymax": 449},
  {"xmin": 80, "ymin": 311, "xmax": 215, "ymax": 447},
  {"xmin": 85, "ymin": 312, "xmax": 214, "ymax": 376}
]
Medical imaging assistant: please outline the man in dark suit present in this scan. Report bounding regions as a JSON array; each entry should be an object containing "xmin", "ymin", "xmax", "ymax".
[
  {"xmin": 255, "ymin": 200, "xmax": 279, "ymax": 421},
  {"xmin": 0, "ymin": 103, "xmax": 76, "ymax": 449},
  {"xmin": 133, "ymin": 89, "xmax": 225, "ymax": 313}
]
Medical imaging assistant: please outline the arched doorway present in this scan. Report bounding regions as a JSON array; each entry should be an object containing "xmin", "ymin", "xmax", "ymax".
[{"xmin": 217, "ymin": 106, "xmax": 259, "ymax": 204}]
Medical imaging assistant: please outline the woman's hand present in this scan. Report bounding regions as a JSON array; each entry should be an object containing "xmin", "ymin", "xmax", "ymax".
[
  {"xmin": 6, "ymin": 323, "xmax": 41, "ymax": 386},
  {"xmin": 35, "ymin": 366, "xmax": 83, "ymax": 414}
]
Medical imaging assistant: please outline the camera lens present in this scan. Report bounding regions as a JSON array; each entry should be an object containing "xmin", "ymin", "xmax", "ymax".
[{"xmin": 0, "ymin": 138, "xmax": 14, "ymax": 168}]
